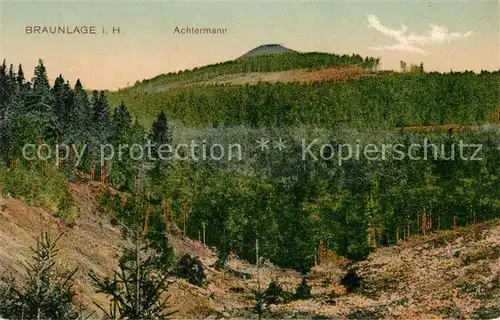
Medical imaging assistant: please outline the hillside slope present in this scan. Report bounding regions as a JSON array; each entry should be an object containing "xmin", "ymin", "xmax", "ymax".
[
  {"xmin": 0, "ymin": 184, "xmax": 498, "ymax": 319},
  {"xmin": 134, "ymin": 66, "xmax": 374, "ymax": 93},
  {"xmin": 117, "ymin": 50, "xmax": 378, "ymax": 92},
  {"xmin": 0, "ymin": 183, "xmax": 129, "ymax": 312}
]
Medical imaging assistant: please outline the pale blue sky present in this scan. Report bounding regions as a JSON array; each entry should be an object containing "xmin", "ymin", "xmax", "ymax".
[{"xmin": 1, "ymin": 0, "xmax": 498, "ymax": 89}]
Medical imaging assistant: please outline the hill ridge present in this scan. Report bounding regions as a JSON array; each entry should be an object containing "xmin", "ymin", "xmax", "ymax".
[{"xmin": 240, "ymin": 44, "xmax": 297, "ymax": 58}]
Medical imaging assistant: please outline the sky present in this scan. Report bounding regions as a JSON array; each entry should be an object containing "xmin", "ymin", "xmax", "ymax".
[{"xmin": 0, "ymin": 0, "xmax": 498, "ymax": 90}]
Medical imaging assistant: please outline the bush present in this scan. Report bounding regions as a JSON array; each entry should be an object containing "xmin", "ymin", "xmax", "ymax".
[
  {"xmin": 473, "ymin": 306, "xmax": 500, "ymax": 319},
  {"xmin": 263, "ymin": 280, "xmax": 292, "ymax": 304},
  {"xmin": 252, "ymin": 289, "xmax": 265, "ymax": 318},
  {"xmin": 172, "ymin": 254, "xmax": 206, "ymax": 286},
  {"xmin": 0, "ymin": 165, "xmax": 77, "ymax": 224},
  {"xmin": 294, "ymin": 277, "xmax": 312, "ymax": 300},
  {"xmin": 341, "ymin": 268, "xmax": 363, "ymax": 293}
]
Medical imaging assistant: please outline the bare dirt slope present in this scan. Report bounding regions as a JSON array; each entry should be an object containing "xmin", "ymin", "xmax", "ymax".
[
  {"xmin": 0, "ymin": 182, "xmax": 297, "ymax": 318},
  {"xmin": 270, "ymin": 220, "xmax": 500, "ymax": 319},
  {"xmin": 0, "ymin": 183, "xmax": 499, "ymax": 319},
  {"xmin": 0, "ymin": 183, "xmax": 129, "ymax": 312},
  {"xmin": 168, "ymin": 219, "xmax": 500, "ymax": 319}
]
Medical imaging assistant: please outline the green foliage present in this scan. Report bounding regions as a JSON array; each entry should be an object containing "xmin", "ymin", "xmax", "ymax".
[
  {"xmin": 252, "ymin": 289, "xmax": 266, "ymax": 318},
  {"xmin": 347, "ymin": 309, "xmax": 380, "ymax": 319},
  {"xmin": 340, "ymin": 269, "xmax": 363, "ymax": 293},
  {"xmin": 89, "ymin": 234, "xmax": 177, "ymax": 319},
  {"xmin": 473, "ymin": 306, "xmax": 500, "ymax": 319},
  {"xmin": 172, "ymin": 254, "xmax": 206, "ymax": 287},
  {"xmin": 98, "ymin": 190, "xmax": 176, "ymax": 271},
  {"xmin": 0, "ymin": 164, "xmax": 77, "ymax": 224},
  {"xmin": 148, "ymin": 111, "xmax": 173, "ymax": 198},
  {"xmin": 143, "ymin": 126, "xmax": 500, "ymax": 271},
  {"xmin": 1, "ymin": 58, "xmax": 500, "ymax": 276},
  {"xmin": 0, "ymin": 232, "xmax": 80, "ymax": 320},
  {"xmin": 294, "ymin": 277, "xmax": 312, "ymax": 300},
  {"xmin": 262, "ymin": 280, "xmax": 292, "ymax": 304},
  {"xmin": 108, "ymin": 71, "xmax": 500, "ymax": 128},
  {"xmin": 0, "ymin": 273, "xmax": 18, "ymax": 317}
]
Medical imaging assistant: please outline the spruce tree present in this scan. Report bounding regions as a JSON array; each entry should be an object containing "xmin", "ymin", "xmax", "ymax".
[
  {"xmin": 24, "ymin": 59, "xmax": 57, "ymax": 141},
  {"xmin": 113, "ymin": 101, "xmax": 132, "ymax": 135},
  {"xmin": 110, "ymin": 102, "xmax": 137, "ymax": 190},
  {"xmin": 149, "ymin": 111, "xmax": 171, "ymax": 147},
  {"xmin": 0, "ymin": 60, "xmax": 10, "ymax": 114},
  {"xmin": 17, "ymin": 64, "xmax": 25, "ymax": 88},
  {"xmin": 90, "ymin": 232, "xmax": 177, "ymax": 319},
  {"xmin": 32, "ymin": 59, "xmax": 50, "ymax": 93},
  {"xmin": 148, "ymin": 111, "xmax": 172, "ymax": 197},
  {"xmin": 52, "ymin": 75, "xmax": 69, "ymax": 139},
  {"xmin": 0, "ymin": 232, "xmax": 80, "ymax": 320}
]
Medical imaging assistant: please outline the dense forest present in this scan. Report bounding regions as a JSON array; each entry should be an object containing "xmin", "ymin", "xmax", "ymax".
[
  {"xmin": 0, "ymin": 59, "xmax": 499, "ymax": 275},
  {"xmin": 109, "ymin": 71, "xmax": 500, "ymax": 128},
  {"xmin": 132, "ymin": 52, "xmax": 380, "ymax": 88}
]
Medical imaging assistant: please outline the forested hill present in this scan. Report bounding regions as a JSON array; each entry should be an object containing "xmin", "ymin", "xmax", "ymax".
[
  {"xmin": 103, "ymin": 47, "xmax": 499, "ymax": 129},
  {"xmin": 108, "ymin": 70, "xmax": 500, "ymax": 129},
  {"xmin": 126, "ymin": 51, "xmax": 380, "ymax": 91},
  {"xmin": 1, "ymin": 55, "xmax": 500, "ymax": 295}
]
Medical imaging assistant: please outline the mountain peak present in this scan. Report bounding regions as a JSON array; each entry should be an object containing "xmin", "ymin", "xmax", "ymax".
[{"xmin": 240, "ymin": 44, "xmax": 297, "ymax": 58}]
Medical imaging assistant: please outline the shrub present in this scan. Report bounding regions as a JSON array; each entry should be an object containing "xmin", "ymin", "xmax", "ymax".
[
  {"xmin": 263, "ymin": 280, "xmax": 292, "ymax": 304},
  {"xmin": 172, "ymin": 253, "xmax": 206, "ymax": 287},
  {"xmin": 252, "ymin": 289, "xmax": 265, "ymax": 318},
  {"xmin": 294, "ymin": 277, "xmax": 312, "ymax": 300},
  {"xmin": 341, "ymin": 268, "xmax": 363, "ymax": 293},
  {"xmin": 0, "ymin": 165, "xmax": 77, "ymax": 224}
]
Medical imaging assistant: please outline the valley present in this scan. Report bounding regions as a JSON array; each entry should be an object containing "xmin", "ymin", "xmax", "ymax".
[{"xmin": 0, "ymin": 182, "xmax": 498, "ymax": 319}]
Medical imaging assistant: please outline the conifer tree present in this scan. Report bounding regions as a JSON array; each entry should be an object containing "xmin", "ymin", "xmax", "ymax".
[
  {"xmin": 91, "ymin": 90, "xmax": 112, "ymax": 129},
  {"xmin": 90, "ymin": 232, "xmax": 177, "ymax": 319},
  {"xmin": 72, "ymin": 79, "xmax": 92, "ymax": 137},
  {"xmin": 148, "ymin": 111, "xmax": 172, "ymax": 197},
  {"xmin": 52, "ymin": 75, "xmax": 75, "ymax": 140},
  {"xmin": 0, "ymin": 60, "xmax": 10, "ymax": 113},
  {"xmin": 23, "ymin": 59, "xmax": 57, "ymax": 141},
  {"xmin": 0, "ymin": 232, "xmax": 80, "ymax": 320},
  {"xmin": 113, "ymin": 101, "xmax": 132, "ymax": 136},
  {"xmin": 32, "ymin": 59, "xmax": 50, "ymax": 93},
  {"xmin": 17, "ymin": 64, "xmax": 25, "ymax": 88},
  {"xmin": 149, "ymin": 111, "xmax": 171, "ymax": 146},
  {"xmin": 110, "ymin": 102, "xmax": 138, "ymax": 189}
]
